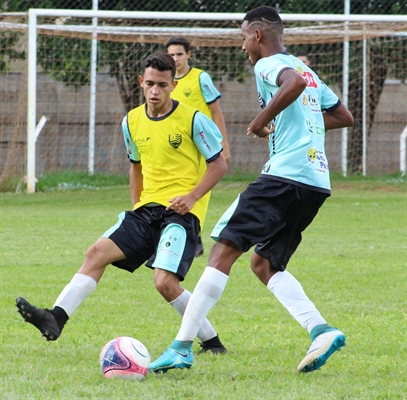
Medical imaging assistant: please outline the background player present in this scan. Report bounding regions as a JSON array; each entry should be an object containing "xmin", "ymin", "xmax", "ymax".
[{"xmin": 166, "ymin": 37, "xmax": 230, "ymax": 258}]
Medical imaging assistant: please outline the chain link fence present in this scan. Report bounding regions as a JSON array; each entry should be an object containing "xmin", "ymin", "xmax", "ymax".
[
  {"xmin": 1, "ymin": 1, "xmax": 406, "ymax": 188},
  {"xmin": 3, "ymin": 1, "xmax": 406, "ymax": 14}
]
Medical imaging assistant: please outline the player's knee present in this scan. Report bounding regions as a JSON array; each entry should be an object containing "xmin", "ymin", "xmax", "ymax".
[
  {"xmin": 85, "ymin": 243, "xmax": 98, "ymax": 259},
  {"xmin": 84, "ymin": 242, "xmax": 106, "ymax": 264},
  {"xmin": 154, "ymin": 270, "xmax": 179, "ymax": 300},
  {"xmin": 250, "ymin": 253, "xmax": 273, "ymax": 284}
]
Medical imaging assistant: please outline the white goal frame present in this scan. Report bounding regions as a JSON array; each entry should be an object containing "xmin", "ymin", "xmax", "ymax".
[{"xmin": 24, "ymin": 9, "xmax": 407, "ymax": 192}]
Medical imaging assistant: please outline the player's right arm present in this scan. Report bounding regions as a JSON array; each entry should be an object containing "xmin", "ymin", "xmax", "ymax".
[
  {"xmin": 122, "ymin": 115, "xmax": 143, "ymax": 208},
  {"xmin": 166, "ymin": 112, "xmax": 227, "ymax": 214},
  {"xmin": 248, "ymin": 68, "xmax": 306, "ymax": 138},
  {"xmin": 129, "ymin": 163, "xmax": 143, "ymax": 208}
]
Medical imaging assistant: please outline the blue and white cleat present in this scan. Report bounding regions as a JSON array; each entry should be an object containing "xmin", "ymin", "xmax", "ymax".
[
  {"xmin": 150, "ymin": 347, "xmax": 193, "ymax": 374},
  {"xmin": 297, "ymin": 330, "xmax": 346, "ymax": 373}
]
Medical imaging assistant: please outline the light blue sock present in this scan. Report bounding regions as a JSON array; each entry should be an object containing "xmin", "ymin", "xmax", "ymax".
[
  {"xmin": 310, "ymin": 324, "xmax": 336, "ymax": 341},
  {"xmin": 170, "ymin": 339, "xmax": 193, "ymax": 351}
]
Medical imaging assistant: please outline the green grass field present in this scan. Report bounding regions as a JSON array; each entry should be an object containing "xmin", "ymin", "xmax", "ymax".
[{"xmin": 1, "ymin": 177, "xmax": 406, "ymax": 399}]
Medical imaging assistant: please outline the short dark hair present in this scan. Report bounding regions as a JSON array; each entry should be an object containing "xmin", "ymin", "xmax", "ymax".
[
  {"xmin": 144, "ymin": 51, "xmax": 176, "ymax": 78},
  {"xmin": 165, "ymin": 37, "xmax": 191, "ymax": 53},
  {"xmin": 297, "ymin": 50, "xmax": 309, "ymax": 57},
  {"xmin": 244, "ymin": 6, "xmax": 283, "ymax": 30}
]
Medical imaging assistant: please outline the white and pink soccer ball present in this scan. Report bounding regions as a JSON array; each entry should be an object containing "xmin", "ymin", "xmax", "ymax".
[{"xmin": 100, "ymin": 336, "xmax": 150, "ymax": 381}]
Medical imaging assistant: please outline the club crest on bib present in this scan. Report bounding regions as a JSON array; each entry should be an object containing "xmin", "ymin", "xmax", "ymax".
[
  {"xmin": 183, "ymin": 87, "xmax": 192, "ymax": 97},
  {"xmin": 169, "ymin": 134, "xmax": 182, "ymax": 149}
]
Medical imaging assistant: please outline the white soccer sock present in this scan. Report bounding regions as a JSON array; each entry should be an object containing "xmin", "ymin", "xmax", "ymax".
[
  {"xmin": 53, "ymin": 273, "xmax": 97, "ymax": 316},
  {"xmin": 267, "ymin": 271, "xmax": 327, "ymax": 333},
  {"xmin": 176, "ymin": 267, "xmax": 228, "ymax": 341},
  {"xmin": 169, "ymin": 289, "xmax": 217, "ymax": 342}
]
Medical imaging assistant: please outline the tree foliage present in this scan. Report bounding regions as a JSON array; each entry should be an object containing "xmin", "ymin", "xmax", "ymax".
[{"xmin": 2, "ymin": 0, "xmax": 406, "ymax": 172}]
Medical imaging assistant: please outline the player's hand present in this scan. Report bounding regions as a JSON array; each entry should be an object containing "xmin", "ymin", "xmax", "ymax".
[
  {"xmin": 247, "ymin": 122, "xmax": 275, "ymax": 139},
  {"xmin": 166, "ymin": 195, "xmax": 194, "ymax": 215}
]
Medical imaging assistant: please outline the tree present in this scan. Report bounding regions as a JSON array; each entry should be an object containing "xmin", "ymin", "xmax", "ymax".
[{"xmin": 2, "ymin": 0, "xmax": 406, "ymax": 173}]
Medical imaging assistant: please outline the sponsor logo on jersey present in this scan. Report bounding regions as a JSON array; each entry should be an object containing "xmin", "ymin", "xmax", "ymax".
[
  {"xmin": 301, "ymin": 71, "xmax": 318, "ymax": 88},
  {"xmin": 307, "ymin": 147, "xmax": 328, "ymax": 170},
  {"xmin": 169, "ymin": 134, "xmax": 182, "ymax": 149},
  {"xmin": 136, "ymin": 137, "xmax": 151, "ymax": 148},
  {"xmin": 302, "ymin": 94, "xmax": 320, "ymax": 112},
  {"xmin": 291, "ymin": 58, "xmax": 318, "ymax": 88},
  {"xmin": 258, "ymin": 92, "xmax": 266, "ymax": 109},
  {"xmin": 259, "ymin": 71, "xmax": 272, "ymax": 83},
  {"xmin": 199, "ymin": 130, "xmax": 212, "ymax": 152},
  {"xmin": 126, "ymin": 137, "xmax": 132, "ymax": 155},
  {"xmin": 306, "ymin": 119, "xmax": 325, "ymax": 136},
  {"xmin": 307, "ymin": 148, "xmax": 317, "ymax": 163}
]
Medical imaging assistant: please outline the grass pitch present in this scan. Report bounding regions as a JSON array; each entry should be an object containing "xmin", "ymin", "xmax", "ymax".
[{"xmin": 1, "ymin": 177, "xmax": 406, "ymax": 399}]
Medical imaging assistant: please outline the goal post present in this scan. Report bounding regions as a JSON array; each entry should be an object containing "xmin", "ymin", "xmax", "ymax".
[{"xmin": 1, "ymin": 9, "xmax": 406, "ymax": 192}]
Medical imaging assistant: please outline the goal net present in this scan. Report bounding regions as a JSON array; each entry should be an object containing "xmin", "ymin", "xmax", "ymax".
[{"xmin": 1, "ymin": 10, "xmax": 406, "ymax": 190}]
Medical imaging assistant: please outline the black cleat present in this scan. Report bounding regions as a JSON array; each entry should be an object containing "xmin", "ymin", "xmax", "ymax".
[
  {"xmin": 16, "ymin": 297, "xmax": 61, "ymax": 341},
  {"xmin": 198, "ymin": 335, "xmax": 228, "ymax": 355}
]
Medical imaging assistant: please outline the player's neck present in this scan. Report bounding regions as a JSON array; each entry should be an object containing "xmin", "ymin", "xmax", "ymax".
[
  {"xmin": 175, "ymin": 65, "xmax": 191, "ymax": 79},
  {"xmin": 146, "ymin": 99, "xmax": 173, "ymax": 119},
  {"xmin": 263, "ymin": 42, "xmax": 286, "ymax": 58}
]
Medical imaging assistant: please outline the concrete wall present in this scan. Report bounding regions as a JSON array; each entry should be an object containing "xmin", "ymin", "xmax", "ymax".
[{"xmin": 1, "ymin": 72, "xmax": 406, "ymax": 177}]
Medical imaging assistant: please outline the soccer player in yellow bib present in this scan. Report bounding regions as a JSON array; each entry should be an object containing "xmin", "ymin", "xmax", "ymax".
[
  {"xmin": 166, "ymin": 37, "xmax": 231, "ymax": 258},
  {"xmin": 16, "ymin": 52, "xmax": 228, "ymax": 355}
]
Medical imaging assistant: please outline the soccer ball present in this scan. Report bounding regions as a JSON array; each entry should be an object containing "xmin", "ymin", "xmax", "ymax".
[{"xmin": 100, "ymin": 336, "xmax": 150, "ymax": 381}]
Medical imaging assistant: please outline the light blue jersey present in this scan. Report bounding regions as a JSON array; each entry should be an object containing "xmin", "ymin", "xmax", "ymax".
[
  {"xmin": 255, "ymin": 53, "xmax": 340, "ymax": 193},
  {"xmin": 199, "ymin": 71, "xmax": 221, "ymax": 104}
]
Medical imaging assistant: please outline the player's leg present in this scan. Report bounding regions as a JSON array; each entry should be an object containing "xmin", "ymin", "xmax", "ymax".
[
  {"xmin": 16, "ymin": 211, "xmax": 136, "ymax": 341},
  {"xmin": 150, "ymin": 182, "xmax": 262, "ymax": 372},
  {"xmin": 168, "ymin": 288, "xmax": 227, "ymax": 355},
  {"xmin": 267, "ymin": 267, "xmax": 346, "ymax": 373},
  {"xmin": 16, "ymin": 237, "xmax": 125, "ymax": 340},
  {"xmin": 149, "ymin": 238, "xmax": 241, "ymax": 373},
  {"xmin": 195, "ymin": 236, "xmax": 204, "ymax": 257},
  {"xmin": 251, "ymin": 186, "xmax": 345, "ymax": 372},
  {"xmin": 252, "ymin": 256, "xmax": 345, "ymax": 372},
  {"xmin": 151, "ymin": 221, "xmax": 227, "ymax": 358}
]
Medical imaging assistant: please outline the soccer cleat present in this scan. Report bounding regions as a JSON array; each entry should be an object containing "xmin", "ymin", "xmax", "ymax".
[
  {"xmin": 149, "ymin": 347, "xmax": 193, "ymax": 374},
  {"xmin": 198, "ymin": 335, "xmax": 228, "ymax": 355},
  {"xmin": 16, "ymin": 297, "xmax": 61, "ymax": 341},
  {"xmin": 297, "ymin": 330, "xmax": 346, "ymax": 373}
]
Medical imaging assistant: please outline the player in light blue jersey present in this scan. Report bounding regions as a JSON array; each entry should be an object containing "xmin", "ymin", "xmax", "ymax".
[
  {"xmin": 151, "ymin": 6, "xmax": 354, "ymax": 374},
  {"xmin": 254, "ymin": 51, "xmax": 339, "ymax": 192}
]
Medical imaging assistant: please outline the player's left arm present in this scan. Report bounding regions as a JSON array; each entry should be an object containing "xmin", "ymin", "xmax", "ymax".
[
  {"xmin": 208, "ymin": 101, "xmax": 230, "ymax": 163},
  {"xmin": 200, "ymin": 72, "xmax": 231, "ymax": 163},
  {"xmin": 248, "ymin": 68, "xmax": 306, "ymax": 138},
  {"xmin": 323, "ymin": 102, "xmax": 354, "ymax": 130},
  {"xmin": 166, "ymin": 113, "xmax": 227, "ymax": 214}
]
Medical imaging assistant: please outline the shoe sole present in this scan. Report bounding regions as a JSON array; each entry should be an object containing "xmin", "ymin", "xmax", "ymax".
[
  {"xmin": 16, "ymin": 297, "xmax": 60, "ymax": 341},
  {"xmin": 197, "ymin": 347, "xmax": 228, "ymax": 355},
  {"xmin": 298, "ymin": 334, "xmax": 346, "ymax": 373},
  {"xmin": 151, "ymin": 362, "xmax": 192, "ymax": 374}
]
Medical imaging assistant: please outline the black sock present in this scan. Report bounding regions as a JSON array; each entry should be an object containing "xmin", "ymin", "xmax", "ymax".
[{"xmin": 51, "ymin": 306, "xmax": 69, "ymax": 330}]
